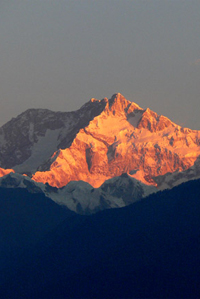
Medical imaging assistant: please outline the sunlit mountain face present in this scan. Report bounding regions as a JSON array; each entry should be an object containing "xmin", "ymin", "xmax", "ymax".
[{"xmin": 0, "ymin": 93, "xmax": 200, "ymax": 190}]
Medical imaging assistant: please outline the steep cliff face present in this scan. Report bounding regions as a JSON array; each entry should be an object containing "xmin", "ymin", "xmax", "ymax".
[{"xmin": 32, "ymin": 93, "xmax": 200, "ymax": 188}]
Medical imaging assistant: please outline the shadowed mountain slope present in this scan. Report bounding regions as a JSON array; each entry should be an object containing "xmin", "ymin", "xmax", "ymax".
[{"xmin": 0, "ymin": 187, "xmax": 76, "ymax": 286}]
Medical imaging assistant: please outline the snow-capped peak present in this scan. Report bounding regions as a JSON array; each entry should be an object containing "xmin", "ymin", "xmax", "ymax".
[{"xmin": 1, "ymin": 93, "xmax": 200, "ymax": 193}]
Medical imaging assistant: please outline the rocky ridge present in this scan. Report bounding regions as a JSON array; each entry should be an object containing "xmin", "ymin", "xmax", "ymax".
[{"xmin": 0, "ymin": 100, "xmax": 107, "ymax": 172}]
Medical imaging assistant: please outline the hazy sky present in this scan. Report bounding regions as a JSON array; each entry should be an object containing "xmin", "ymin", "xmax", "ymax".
[{"xmin": 0, "ymin": 0, "xmax": 200, "ymax": 129}]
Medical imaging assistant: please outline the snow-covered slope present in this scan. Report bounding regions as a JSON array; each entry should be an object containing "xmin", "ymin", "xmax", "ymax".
[{"xmin": 0, "ymin": 172, "xmax": 157, "ymax": 214}]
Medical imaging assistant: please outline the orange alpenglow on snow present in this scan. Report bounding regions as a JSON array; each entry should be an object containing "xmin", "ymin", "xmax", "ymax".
[
  {"xmin": 0, "ymin": 168, "xmax": 14, "ymax": 177},
  {"xmin": 32, "ymin": 93, "xmax": 200, "ymax": 188}
]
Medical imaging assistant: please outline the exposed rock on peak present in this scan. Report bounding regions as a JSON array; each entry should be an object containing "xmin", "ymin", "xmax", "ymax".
[
  {"xmin": 137, "ymin": 108, "xmax": 174, "ymax": 132},
  {"xmin": 105, "ymin": 93, "xmax": 142, "ymax": 116},
  {"xmin": 109, "ymin": 93, "xmax": 129, "ymax": 108}
]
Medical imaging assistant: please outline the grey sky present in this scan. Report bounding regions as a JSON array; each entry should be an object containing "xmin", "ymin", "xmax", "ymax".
[{"xmin": 0, "ymin": 0, "xmax": 200, "ymax": 129}]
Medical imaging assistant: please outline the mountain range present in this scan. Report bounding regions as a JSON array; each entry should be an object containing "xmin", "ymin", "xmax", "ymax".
[{"xmin": 0, "ymin": 93, "xmax": 200, "ymax": 213}]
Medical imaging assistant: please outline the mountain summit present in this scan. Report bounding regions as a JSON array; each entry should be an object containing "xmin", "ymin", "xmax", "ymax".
[{"xmin": 1, "ymin": 93, "xmax": 200, "ymax": 188}]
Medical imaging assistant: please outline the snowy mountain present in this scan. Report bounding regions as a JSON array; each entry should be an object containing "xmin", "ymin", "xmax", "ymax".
[
  {"xmin": 0, "ymin": 172, "xmax": 156, "ymax": 214},
  {"xmin": 31, "ymin": 93, "xmax": 200, "ymax": 188},
  {"xmin": 0, "ymin": 92, "xmax": 200, "ymax": 213}
]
